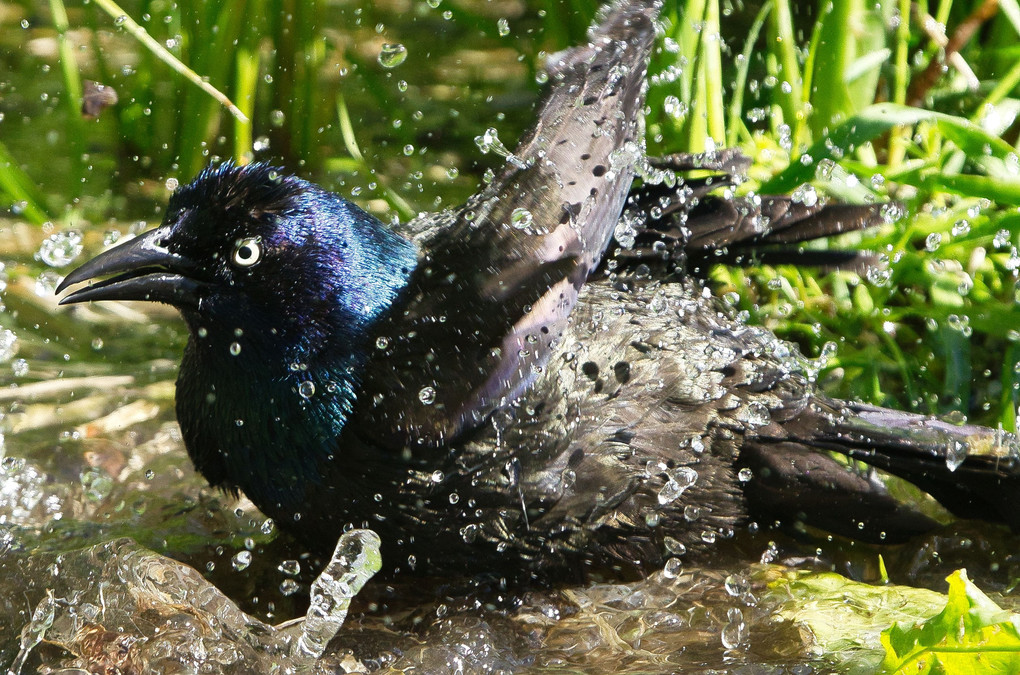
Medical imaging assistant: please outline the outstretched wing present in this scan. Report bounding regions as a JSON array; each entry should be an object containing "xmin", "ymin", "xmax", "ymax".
[{"xmin": 352, "ymin": 1, "xmax": 662, "ymax": 448}]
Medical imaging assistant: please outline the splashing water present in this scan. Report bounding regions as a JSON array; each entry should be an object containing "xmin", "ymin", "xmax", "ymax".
[{"xmin": 294, "ymin": 529, "xmax": 382, "ymax": 659}]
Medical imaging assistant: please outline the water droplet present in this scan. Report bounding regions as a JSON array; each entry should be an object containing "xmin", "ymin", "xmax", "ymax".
[
  {"xmin": 671, "ymin": 466, "xmax": 698, "ymax": 487},
  {"xmin": 418, "ymin": 386, "xmax": 436, "ymax": 404},
  {"xmin": 951, "ymin": 220, "xmax": 970, "ymax": 237},
  {"xmin": 866, "ymin": 266, "xmax": 891, "ymax": 287},
  {"xmin": 80, "ymin": 467, "xmax": 113, "ymax": 501},
  {"xmin": 497, "ymin": 17, "xmax": 510, "ymax": 36},
  {"xmin": 475, "ymin": 127, "xmax": 500, "ymax": 154},
  {"xmin": 378, "ymin": 43, "xmax": 408, "ymax": 68},
  {"xmin": 721, "ymin": 610, "xmax": 748, "ymax": 648},
  {"xmin": 510, "ymin": 207, "xmax": 533, "ymax": 230},
  {"xmin": 278, "ymin": 559, "xmax": 301, "ymax": 576},
  {"xmin": 657, "ymin": 468, "xmax": 696, "ymax": 505},
  {"xmin": 232, "ymin": 550, "xmax": 252, "ymax": 571},
  {"xmin": 662, "ymin": 557, "xmax": 683, "ymax": 578},
  {"xmin": 280, "ymin": 579, "xmax": 301, "ymax": 596},
  {"xmin": 737, "ymin": 467, "xmax": 753, "ymax": 482},
  {"xmin": 269, "ymin": 109, "xmax": 286, "ymax": 127},
  {"xmin": 657, "ymin": 479, "xmax": 683, "ymax": 505},
  {"xmin": 11, "ymin": 358, "xmax": 28, "ymax": 376},
  {"xmin": 946, "ymin": 441, "xmax": 968, "ymax": 471},
  {"xmin": 0, "ymin": 330, "xmax": 17, "ymax": 362},
  {"xmin": 229, "ymin": 342, "xmax": 242, "ymax": 356},
  {"xmin": 298, "ymin": 381, "xmax": 315, "ymax": 399},
  {"xmin": 460, "ymin": 523, "xmax": 478, "ymax": 543},
  {"xmin": 38, "ymin": 230, "xmax": 83, "ymax": 267},
  {"xmin": 925, "ymin": 232, "xmax": 942, "ymax": 251},
  {"xmin": 426, "ymin": 0, "xmax": 441, "ymax": 7},
  {"xmin": 35, "ymin": 269, "xmax": 61, "ymax": 296},
  {"xmin": 724, "ymin": 573, "xmax": 751, "ymax": 597},
  {"xmin": 760, "ymin": 541, "xmax": 779, "ymax": 564},
  {"xmin": 879, "ymin": 202, "xmax": 904, "ymax": 224},
  {"xmin": 791, "ymin": 184, "xmax": 818, "ymax": 207},
  {"xmin": 742, "ymin": 402, "xmax": 771, "ymax": 427},
  {"xmin": 663, "ymin": 94, "xmax": 686, "ymax": 119}
]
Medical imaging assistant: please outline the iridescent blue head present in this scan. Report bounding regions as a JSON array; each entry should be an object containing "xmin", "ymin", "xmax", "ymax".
[{"xmin": 58, "ymin": 162, "xmax": 417, "ymax": 352}]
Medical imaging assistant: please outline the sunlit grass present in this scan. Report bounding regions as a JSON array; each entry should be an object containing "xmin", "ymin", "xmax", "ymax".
[{"xmin": 643, "ymin": 0, "xmax": 1020, "ymax": 431}]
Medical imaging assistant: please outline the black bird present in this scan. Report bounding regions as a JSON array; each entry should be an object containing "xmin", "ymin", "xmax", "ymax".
[{"xmin": 57, "ymin": 0, "xmax": 1020, "ymax": 581}]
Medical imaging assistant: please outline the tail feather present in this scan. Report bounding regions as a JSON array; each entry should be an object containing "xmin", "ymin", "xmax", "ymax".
[
  {"xmin": 818, "ymin": 402, "xmax": 1020, "ymax": 526},
  {"xmin": 744, "ymin": 397, "xmax": 1020, "ymax": 541}
]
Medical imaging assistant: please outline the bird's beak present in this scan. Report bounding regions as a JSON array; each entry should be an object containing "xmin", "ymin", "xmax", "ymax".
[{"xmin": 56, "ymin": 227, "xmax": 205, "ymax": 308}]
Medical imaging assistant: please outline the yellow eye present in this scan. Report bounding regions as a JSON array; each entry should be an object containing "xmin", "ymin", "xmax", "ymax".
[{"xmin": 232, "ymin": 237, "xmax": 262, "ymax": 267}]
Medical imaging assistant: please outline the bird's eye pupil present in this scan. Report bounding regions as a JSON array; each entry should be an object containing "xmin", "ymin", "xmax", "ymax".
[{"xmin": 232, "ymin": 238, "xmax": 262, "ymax": 267}]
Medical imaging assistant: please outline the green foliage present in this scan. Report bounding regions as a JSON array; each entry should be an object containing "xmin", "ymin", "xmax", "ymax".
[
  {"xmin": 881, "ymin": 569, "xmax": 1020, "ymax": 673},
  {"xmin": 0, "ymin": 140, "xmax": 49, "ymax": 224},
  {"xmin": 760, "ymin": 565, "xmax": 947, "ymax": 671},
  {"xmin": 645, "ymin": 0, "xmax": 1020, "ymax": 429}
]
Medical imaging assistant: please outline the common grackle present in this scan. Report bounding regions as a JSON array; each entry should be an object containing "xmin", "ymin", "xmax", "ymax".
[{"xmin": 58, "ymin": 0, "xmax": 1020, "ymax": 581}]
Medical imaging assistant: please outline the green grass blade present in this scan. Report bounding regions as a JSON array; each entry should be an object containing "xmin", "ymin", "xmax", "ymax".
[
  {"xmin": 90, "ymin": 0, "xmax": 248, "ymax": 124},
  {"xmin": 47, "ymin": 0, "xmax": 85, "ymax": 195},
  {"xmin": 767, "ymin": 0, "xmax": 803, "ymax": 136},
  {"xmin": 0, "ymin": 140, "xmax": 51, "ymax": 225},
  {"xmin": 702, "ymin": 0, "xmax": 725, "ymax": 144},
  {"xmin": 233, "ymin": 47, "xmax": 259, "ymax": 165},
  {"xmin": 760, "ymin": 103, "xmax": 1017, "ymax": 194},
  {"xmin": 726, "ymin": 0, "xmax": 772, "ymax": 146}
]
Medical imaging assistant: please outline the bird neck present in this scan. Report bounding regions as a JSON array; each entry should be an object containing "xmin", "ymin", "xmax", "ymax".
[{"xmin": 175, "ymin": 224, "xmax": 419, "ymax": 514}]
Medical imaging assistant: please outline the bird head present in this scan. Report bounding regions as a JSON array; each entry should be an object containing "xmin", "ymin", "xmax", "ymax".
[{"xmin": 58, "ymin": 163, "xmax": 417, "ymax": 347}]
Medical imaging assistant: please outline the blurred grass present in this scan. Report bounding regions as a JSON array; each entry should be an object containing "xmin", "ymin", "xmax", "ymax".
[{"xmin": 1, "ymin": 0, "xmax": 1020, "ymax": 430}]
